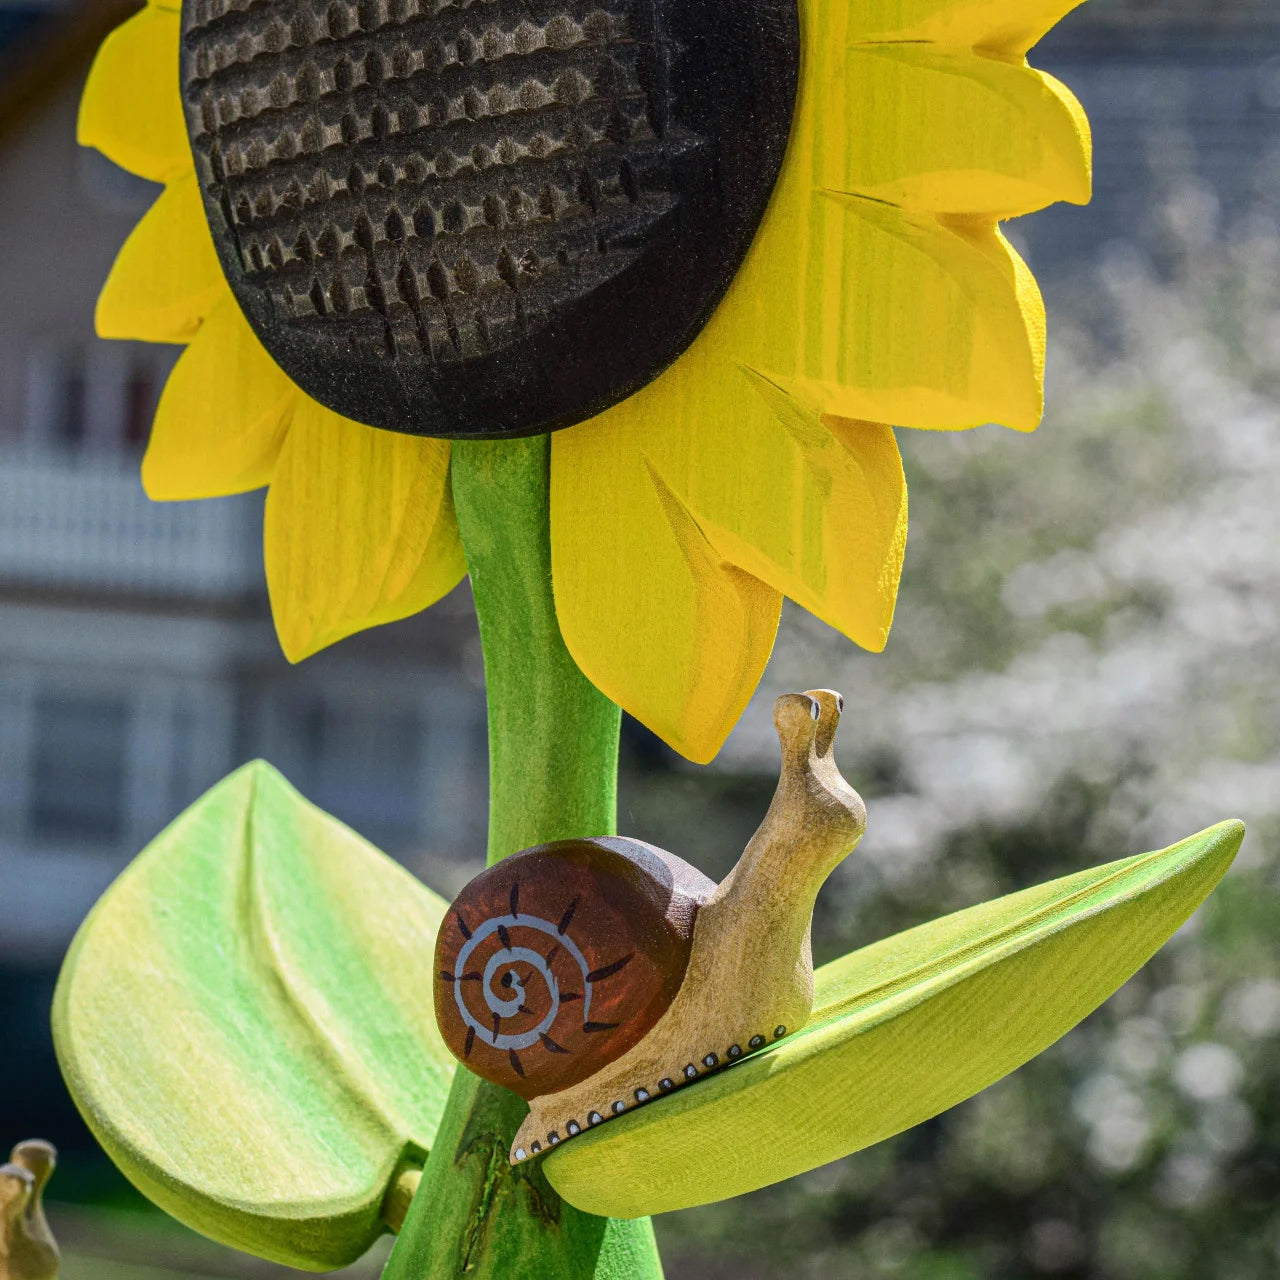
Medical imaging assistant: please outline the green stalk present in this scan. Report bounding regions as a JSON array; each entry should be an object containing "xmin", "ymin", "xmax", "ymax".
[{"xmin": 384, "ymin": 436, "xmax": 665, "ymax": 1280}]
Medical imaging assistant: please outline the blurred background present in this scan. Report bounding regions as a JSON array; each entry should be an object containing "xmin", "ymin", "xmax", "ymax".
[{"xmin": 2, "ymin": 0, "xmax": 1279, "ymax": 1275}]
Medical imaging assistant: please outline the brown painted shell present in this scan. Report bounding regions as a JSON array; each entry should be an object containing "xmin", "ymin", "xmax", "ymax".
[{"xmin": 434, "ymin": 837, "xmax": 714, "ymax": 1100}]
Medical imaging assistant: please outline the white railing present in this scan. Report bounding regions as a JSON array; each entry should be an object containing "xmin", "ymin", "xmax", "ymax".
[{"xmin": 0, "ymin": 449, "xmax": 263, "ymax": 598}]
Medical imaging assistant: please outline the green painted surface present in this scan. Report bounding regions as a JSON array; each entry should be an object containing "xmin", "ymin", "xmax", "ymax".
[
  {"xmin": 383, "ymin": 436, "xmax": 664, "ymax": 1279},
  {"xmin": 451, "ymin": 436, "xmax": 623, "ymax": 865},
  {"xmin": 53, "ymin": 763, "xmax": 455, "ymax": 1270}
]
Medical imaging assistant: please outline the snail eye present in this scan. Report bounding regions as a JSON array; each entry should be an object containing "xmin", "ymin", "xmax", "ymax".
[{"xmin": 809, "ymin": 699, "xmax": 821, "ymax": 721}]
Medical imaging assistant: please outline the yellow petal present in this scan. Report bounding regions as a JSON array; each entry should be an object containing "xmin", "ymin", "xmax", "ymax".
[
  {"xmin": 719, "ymin": 384, "xmax": 907, "ymax": 648},
  {"xmin": 96, "ymin": 175, "xmax": 225, "ymax": 344},
  {"xmin": 824, "ymin": 46, "xmax": 1090, "ymax": 216},
  {"xmin": 552, "ymin": 413, "xmax": 782, "ymax": 766},
  {"xmin": 553, "ymin": 347, "xmax": 907, "ymax": 762},
  {"xmin": 727, "ymin": 189, "xmax": 1045, "ymax": 431},
  {"xmin": 835, "ymin": 0, "xmax": 1086, "ymax": 56},
  {"xmin": 265, "ymin": 402, "xmax": 465, "ymax": 662},
  {"xmin": 79, "ymin": 5, "xmax": 189, "ymax": 184},
  {"xmin": 655, "ymin": 364, "xmax": 906, "ymax": 652},
  {"xmin": 708, "ymin": 0, "xmax": 1083, "ymax": 434},
  {"xmin": 144, "ymin": 298, "xmax": 295, "ymax": 500}
]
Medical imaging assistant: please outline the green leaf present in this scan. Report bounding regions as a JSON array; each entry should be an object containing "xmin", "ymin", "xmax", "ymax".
[
  {"xmin": 544, "ymin": 820, "xmax": 1243, "ymax": 1218},
  {"xmin": 53, "ymin": 761, "xmax": 455, "ymax": 1271}
]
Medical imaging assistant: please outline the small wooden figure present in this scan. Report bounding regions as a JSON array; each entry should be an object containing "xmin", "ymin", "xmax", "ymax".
[
  {"xmin": 0, "ymin": 1141, "xmax": 58, "ymax": 1280},
  {"xmin": 435, "ymin": 689, "xmax": 865, "ymax": 1161}
]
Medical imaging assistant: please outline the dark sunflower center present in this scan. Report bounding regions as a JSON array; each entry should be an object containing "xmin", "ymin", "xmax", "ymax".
[{"xmin": 179, "ymin": 0, "xmax": 799, "ymax": 439}]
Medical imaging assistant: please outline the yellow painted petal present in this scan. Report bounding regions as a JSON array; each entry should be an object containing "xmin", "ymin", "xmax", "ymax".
[
  {"xmin": 144, "ymin": 298, "xmax": 295, "ymax": 500},
  {"xmin": 553, "ymin": 347, "xmax": 907, "ymax": 761},
  {"xmin": 78, "ymin": 5, "xmax": 189, "ymax": 184},
  {"xmin": 96, "ymin": 176, "xmax": 225, "ymax": 344},
  {"xmin": 826, "ymin": 46, "xmax": 1090, "ymax": 216},
  {"xmin": 711, "ymin": 385, "xmax": 907, "ymax": 648},
  {"xmin": 836, "ymin": 0, "xmax": 1087, "ymax": 56},
  {"xmin": 660, "ymin": 368, "xmax": 906, "ymax": 652},
  {"xmin": 717, "ymin": 0, "xmax": 1084, "ymax": 433},
  {"xmin": 731, "ymin": 190, "xmax": 1045, "ymax": 430},
  {"xmin": 552, "ymin": 413, "xmax": 782, "ymax": 766},
  {"xmin": 265, "ymin": 401, "xmax": 465, "ymax": 662}
]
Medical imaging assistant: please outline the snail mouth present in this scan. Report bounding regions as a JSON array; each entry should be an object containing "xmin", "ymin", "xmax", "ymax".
[{"xmin": 178, "ymin": 0, "xmax": 800, "ymax": 440}]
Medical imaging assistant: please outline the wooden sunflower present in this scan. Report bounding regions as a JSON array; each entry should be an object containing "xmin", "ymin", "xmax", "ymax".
[{"xmin": 79, "ymin": 0, "xmax": 1090, "ymax": 762}]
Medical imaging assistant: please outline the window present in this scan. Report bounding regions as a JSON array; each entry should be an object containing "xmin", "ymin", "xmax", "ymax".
[
  {"xmin": 21, "ymin": 343, "xmax": 87, "ymax": 451},
  {"xmin": 29, "ymin": 694, "xmax": 128, "ymax": 846},
  {"xmin": 20, "ymin": 341, "xmax": 174, "ymax": 456},
  {"xmin": 123, "ymin": 361, "xmax": 159, "ymax": 450},
  {"xmin": 53, "ymin": 355, "xmax": 87, "ymax": 448}
]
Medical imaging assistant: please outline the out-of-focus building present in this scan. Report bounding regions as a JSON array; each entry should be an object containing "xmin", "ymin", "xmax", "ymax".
[
  {"xmin": 0, "ymin": 0, "xmax": 488, "ymax": 974},
  {"xmin": 1024, "ymin": 1, "xmax": 1280, "ymax": 272}
]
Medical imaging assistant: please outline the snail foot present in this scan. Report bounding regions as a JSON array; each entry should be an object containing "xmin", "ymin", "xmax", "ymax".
[{"xmin": 509, "ymin": 1031, "xmax": 779, "ymax": 1163}]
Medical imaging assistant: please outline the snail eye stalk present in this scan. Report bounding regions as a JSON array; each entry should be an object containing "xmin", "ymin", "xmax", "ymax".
[{"xmin": 179, "ymin": 0, "xmax": 799, "ymax": 440}]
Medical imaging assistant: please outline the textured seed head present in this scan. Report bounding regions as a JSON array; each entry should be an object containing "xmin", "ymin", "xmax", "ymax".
[{"xmin": 180, "ymin": 0, "xmax": 799, "ymax": 438}]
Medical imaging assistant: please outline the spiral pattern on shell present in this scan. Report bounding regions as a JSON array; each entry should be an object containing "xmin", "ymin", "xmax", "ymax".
[{"xmin": 450, "ymin": 911, "xmax": 595, "ymax": 1053}]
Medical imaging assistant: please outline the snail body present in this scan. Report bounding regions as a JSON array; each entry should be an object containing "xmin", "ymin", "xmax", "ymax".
[{"xmin": 435, "ymin": 690, "xmax": 865, "ymax": 1161}]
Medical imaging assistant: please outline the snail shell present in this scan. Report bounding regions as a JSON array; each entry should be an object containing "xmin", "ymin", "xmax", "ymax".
[{"xmin": 435, "ymin": 837, "xmax": 714, "ymax": 1100}]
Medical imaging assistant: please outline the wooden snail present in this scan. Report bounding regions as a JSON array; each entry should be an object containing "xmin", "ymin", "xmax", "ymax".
[
  {"xmin": 435, "ymin": 689, "xmax": 866, "ymax": 1162},
  {"xmin": 0, "ymin": 1140, "xmax": 58, "ymax": 1280}
]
